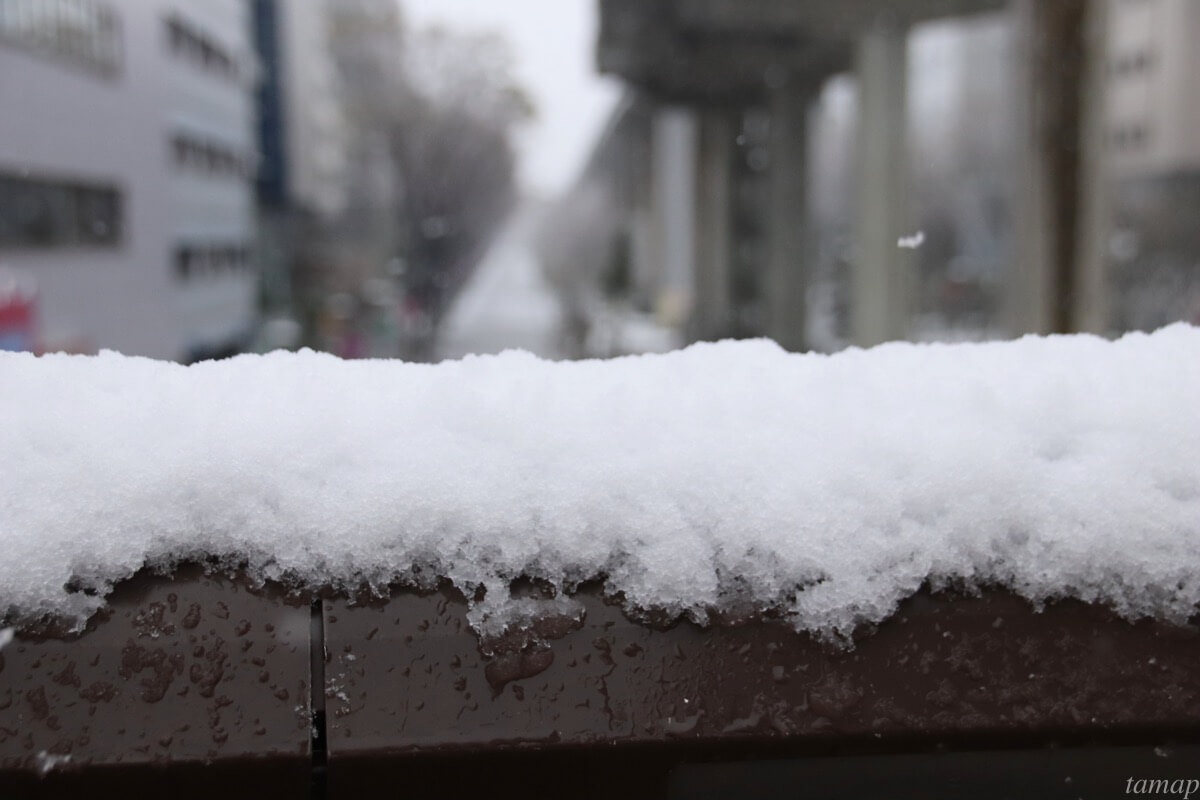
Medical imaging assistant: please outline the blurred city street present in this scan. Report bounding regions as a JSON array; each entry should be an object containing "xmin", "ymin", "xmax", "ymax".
[
  {"xmin": 2, "ymin": 0, "xmax": 1199, "ymax": 364},
  {"xmin": 435, "ymin": 204, "xmax": 564, "ymax": 361}
]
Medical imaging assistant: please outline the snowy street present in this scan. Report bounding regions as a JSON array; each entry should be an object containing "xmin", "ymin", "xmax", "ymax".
[{"xmin": 435, "ymin": 204, "xmax": 564, "ymax": 362}]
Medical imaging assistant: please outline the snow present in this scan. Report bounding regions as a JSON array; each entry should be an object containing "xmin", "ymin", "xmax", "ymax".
[
  {"xmin": 2, "ymin": 325, "xmax": 1199, "ymax": 638},
  {"xmin": 33, "ymin": 751, "xmax": 71, "ymax": 776},
  {"xmin": 897, "ymin": 230, "xmax": 926, "ymax": 249}
]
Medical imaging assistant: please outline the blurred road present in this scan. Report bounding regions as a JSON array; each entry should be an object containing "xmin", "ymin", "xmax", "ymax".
[{"xmin": 434, "ymin": 204, "xmax": 564, "ymax": 361}]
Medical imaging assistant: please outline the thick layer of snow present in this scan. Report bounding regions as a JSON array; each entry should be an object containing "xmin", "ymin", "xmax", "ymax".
[{"xmin": 2, "ymin": 325, "xmax": 1199, "ymax": 636}]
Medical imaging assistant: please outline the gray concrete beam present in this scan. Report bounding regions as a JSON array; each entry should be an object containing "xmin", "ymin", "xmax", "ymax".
[
  {"xmin": 649, "ymin": 107, "xmax": 699, "ymax": 327},
  {"xmin": 1073, "ymin": 0, "xmax": 1111, "ymax": 335},
  {"xmin": 852, "ymin": 23, "xmax": 912, "ymax": 348},
  {"xmin": 690, "ymin": 109, "xmax": 737, "ymax": 342},
  {"xmin": 766, "ymin": 78, "xmax": 820, "ymax": 352},
  {"xmin": 676, "ymin": 0, "xmax": 1007, "ymax": 39},
  {"xmin": 598, "ymin": 0, "xmax": 847, "ymax": 105},
  {"xmin": 599, "ymin": 0, "xmax": 1003, "ymax": 104}
]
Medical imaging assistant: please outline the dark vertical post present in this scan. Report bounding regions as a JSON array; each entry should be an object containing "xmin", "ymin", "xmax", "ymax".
[
  {"xmin": 1011, "ymin": 0, "xmax": 1109, "ymax": 335},
  {"xmin": 691, "ymin": 108, "xmax": 736, "ymax": 342},
  {"xmin": 766, "ymin": 76, "xmax": 817, "ymax": 352}
]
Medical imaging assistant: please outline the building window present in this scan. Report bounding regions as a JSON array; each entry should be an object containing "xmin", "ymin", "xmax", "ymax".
[
  {"xmin": 169, "ymin": 134, "xmax": 251, "ymax": 179},
  {"xmin": 174, "ymin": 243, "xmax": 254, "ymax": 282},
  {"xmin": 0, "ymin": 172, "xmax": 122, "ymax": 248},
  {"xmin": 1110, "ymin": 49, "xmax": 1154, "ymax": 79},
  {"xmin": 164, "ymin": 14, "xmax": 239, "ymax": 81},
  {"xmin": 0, "ymin": 0, "xmax": 122, "ymax": 75},
  {"xmin": 1111, "ymin": 122, "xmax": 1151, "ymax": 152}
]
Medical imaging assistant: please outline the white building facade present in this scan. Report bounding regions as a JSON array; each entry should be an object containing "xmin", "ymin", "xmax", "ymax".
[
  {"xmin": 0, "ymin": 0, "xmax": 258, "ymax": 360},
  {"xmin": 275, "ymin": 0, "xmax": 346, "ymax": 219},
  {"xmin": 1106, "ymin": 0, "xmax": 1200, "ymax": 178}
]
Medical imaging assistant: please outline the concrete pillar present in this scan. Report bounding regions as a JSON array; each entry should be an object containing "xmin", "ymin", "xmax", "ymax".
[
  {"xmin": 1009, "ymin": 0, "xmax": 1054, "ymax": 336},
  {"xmin": 853, "ymin": 23, "xmax": 912, "ymax": 348},
  {"xmin": 766, "ymin": 79, "xmax": 817, "ymax": 352},
  {"xmin": 650, "ymin": 107, "xmax": 698, "ymax": 328},
  {"xmin": 1073, "ymin": 0, "xmax": 1111, "ymax": 335},
  {"xmin": 691, "ymin": 109, "xmax": 736, "ymax": 342},
  {"xmin": 628, "ymin": 131, "xmax": 656, "ymax": 312},
  {"xmin": 1009, "ymin": 0, "xmax": 1110, "ymax": 336}
]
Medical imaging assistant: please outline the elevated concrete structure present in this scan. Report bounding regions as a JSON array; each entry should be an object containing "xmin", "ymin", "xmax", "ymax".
[
  {"xmin": 594, "ymin": 0, "xmax": 1105, "ymax": 350},
  {"xmin": 853, "ymin": 23, "xmax": 913, "ymax": 347},
  {"xmin": 598, "ymin": 0, "xmax": 848, "ymax": 106}
]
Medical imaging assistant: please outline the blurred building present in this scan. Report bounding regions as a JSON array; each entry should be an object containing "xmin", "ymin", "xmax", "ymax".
[
  {"xmin": 321, "ymin": 0, "xmax": 409, "ymax": 358},
  {"xmin": 907, "ymin": 15, "xmax": 1014, "ymax": 340},
  {"xmin": 253, "ymin": 0, "xmax": 346, "ymax": 217},
  {"xmin": 1105, "ymin": 0, "xmax": 1200, "ymax": 329},
  {"xmin": 536, "ymin": 95, "xmax": 677, "ymax": 358},
  {"xmin": 325, "ymin": 0, "xmax": 404, "ymax": 280},
  {"xmin": 0, "ymin": 0, "xmax": 170, "ymax": 357},
  {"xmin": 164, "ymin": 0, "xmax": 259, "ymax": 362},
  {"xmin": 251, "ymin": 0, "xmax": 348, "ymax": 349},
  {"xmin": 1106, "ymin": 0, "xmax": 1200, "ymax": 178},
  {"xmin": 0, "ymin": 0, "xmax": 258, "ymax": 360}
]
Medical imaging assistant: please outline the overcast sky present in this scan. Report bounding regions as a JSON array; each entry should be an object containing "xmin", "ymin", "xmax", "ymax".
[{"xmin": 399, "ymin": 0, "xmax": 622, "ymax": 197}]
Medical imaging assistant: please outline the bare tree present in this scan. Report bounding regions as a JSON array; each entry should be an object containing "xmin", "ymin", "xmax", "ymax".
[{"xmin": 388, "ymin": 27, "xmax": 534, "ymax": 321}]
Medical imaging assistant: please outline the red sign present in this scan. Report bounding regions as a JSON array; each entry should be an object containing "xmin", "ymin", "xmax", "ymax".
[{"xmin": 0, "ymin": 270, "xmax": 37, "ymax": 352}]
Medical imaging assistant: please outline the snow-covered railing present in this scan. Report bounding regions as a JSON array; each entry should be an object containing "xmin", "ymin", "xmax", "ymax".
[
  {"xmin": 3, "ymin": 327, "xmax": 1200, "ymax": 796},
  {"xmin": 2, "ymin": 324, "xmax": 1198, "ymax": 638}
]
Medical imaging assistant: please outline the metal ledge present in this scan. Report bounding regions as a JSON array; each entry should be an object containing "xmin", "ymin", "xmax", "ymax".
[{"xmin": 3, "ymin": 568, "xmax": 1199, "ymax": 797}]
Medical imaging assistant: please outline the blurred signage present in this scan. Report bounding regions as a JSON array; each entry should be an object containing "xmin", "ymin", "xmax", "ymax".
[{"xmin": 0, "ymin": 268, "xmax": 38, "ymax": 352}]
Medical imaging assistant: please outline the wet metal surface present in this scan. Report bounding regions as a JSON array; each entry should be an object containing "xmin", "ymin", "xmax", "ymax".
[
  {"xmin": 0, "ymin": 568, "xmax": 312, "ymax": 796},
  {"xmin": 3, "ymin": 571, "xmax": 1200, "ymax": 797},
  {"xmin": 322, "ymin": 586, "xmax": 1200, "ymax": 759}
]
